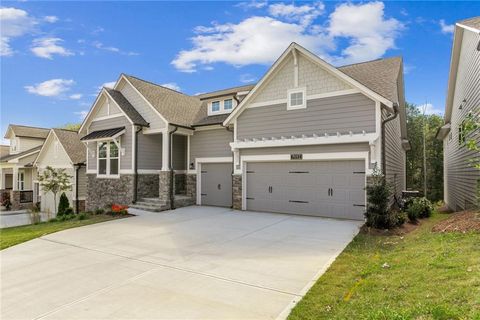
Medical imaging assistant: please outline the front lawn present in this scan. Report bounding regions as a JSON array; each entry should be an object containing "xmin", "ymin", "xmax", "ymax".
[
  {"xmin": 289, "ymin": 212, "xmax": 480, "ymax": 320},
  {"xmin": 0, "ymin": 214, "xmax": 128, "ymax": 250}
]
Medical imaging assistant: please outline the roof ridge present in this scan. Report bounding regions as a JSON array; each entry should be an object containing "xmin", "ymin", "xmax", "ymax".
[
  {"xmin": 123, "ymin": 73, "xmax": 199, "ymax": 100},
  {"xmin": 53, "ymin": 128, "xmax": 79, "ymax": 133},
  {"xmin": 9, "ymin": 124, "xmax": 50, "ymax": 130},
  {"xmin": 196, "ymin": 84, "xmax": 256, "ymax": 97},
  {"xmin": 339, "ymin": 56, "xmax": 402, "ymax": 68}
]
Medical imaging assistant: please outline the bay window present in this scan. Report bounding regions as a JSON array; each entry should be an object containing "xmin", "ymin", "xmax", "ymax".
[{"xmin": 97, "ymin": 141, "xmax": 119, "ymax": 177}]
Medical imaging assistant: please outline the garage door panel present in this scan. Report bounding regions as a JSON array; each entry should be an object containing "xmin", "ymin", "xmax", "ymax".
[
  {"xmin": 201, "ymin": 163, "xmax": 232, "ymax": 207},
  {"xmin": 246, "ymin": 160, "xmax": 365, "ymax": 220}
]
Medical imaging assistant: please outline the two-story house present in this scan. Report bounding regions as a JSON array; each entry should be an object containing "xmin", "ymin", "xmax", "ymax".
[
  {"xmin": 0, "ymin": 125, "xmax": 49, "ymax": 209},
  {"xmin": 437, "ymin": 17, "xmax": 480, "ymax": 211},
  {"xmin": 80, "ymin": 42, "xmax": 408, "ymax": 220}
]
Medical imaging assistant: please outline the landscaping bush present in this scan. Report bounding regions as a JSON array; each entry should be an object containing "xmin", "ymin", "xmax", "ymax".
[
  {"xmin": 365, "ymin": 166, "xmax": 403, "ymax": 229},
  {"xmin": 1, "ymin": 191, "xmax": 11, "ymax": 210},
  {"xmin": 94, "ymin": 208, "xmax": 105, "ymax": 215},
  {"xmin": 406, "ymin": 197, "xmax": 434, "ymax": 222},
  {"xmin": 78, "ymin": 212, "xmax": 87, "ymax": 220},
  {"xmin": 57, "ymin": 192, "xmax": 70, "ymax": 216},
  {"xmin": 64, "ymin": 207, "xmax": 74, "ymax": 216}
]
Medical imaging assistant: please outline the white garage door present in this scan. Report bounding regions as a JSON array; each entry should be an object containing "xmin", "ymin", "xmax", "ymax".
[
  {"xmin": 200, "ymin": 163, "xmax": 232, "ymax": 207},
  {"xmin": 246, "ymin": 160, "xmax": 365, "ymax": 220}
]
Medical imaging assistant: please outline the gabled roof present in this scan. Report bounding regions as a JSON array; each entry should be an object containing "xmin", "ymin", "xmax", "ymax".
[
  {"xmin": 104, "ymin": 88, "xmax": 149, "ymax": 127},
  {"xmin": 0, "ymin": 145, "xmax": 42, "ymax": 163},
  {"xmin": 0, "ymin": 145, "xmax": 9, "ymax": 158},
  {"xmin": 457, "ymin": 16, "xmax": 480, "ymax": 32},
  {"xmin": 123, "ymin": 75, "xmax": 203, "ymax": 128},
  {"xmin": 196, "ymin": 84, "xmax": 255, "ymax": 100},
  {"xmin": 52, "ymin": 129, "xmax": 86, "ymax": 164},
  {"xmin": 4, "ymin": 124, "xmax": 49, "ymax": 139}
]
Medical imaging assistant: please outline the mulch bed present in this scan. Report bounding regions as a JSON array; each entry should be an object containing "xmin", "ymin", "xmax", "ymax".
[
  {"xmin": 361, "ymin": 221, "xmax": 423, "ymax": 236},
  {"xmin": 432, "ymin": 211, "xmax": 480, "ymax": 233}
]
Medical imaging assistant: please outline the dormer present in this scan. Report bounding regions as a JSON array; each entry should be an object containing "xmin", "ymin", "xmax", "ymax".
[
  {"xmin": 4, "ymin": 125, "xmax": 49, "ymax": 154},
  {"xmin": 206, "ymin": 96, "xmax": 237, "ymax": 116},
  {"xmin": 196, "ymin": 85, "xmax": 254, "ymax": 117}
]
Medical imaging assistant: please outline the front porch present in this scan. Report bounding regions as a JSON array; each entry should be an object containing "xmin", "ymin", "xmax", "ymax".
[{"xmin": 0, "ymin": 166, "xmax": 37, "ymax": 211}]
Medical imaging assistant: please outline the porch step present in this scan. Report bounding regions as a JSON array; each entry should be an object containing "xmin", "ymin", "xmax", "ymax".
[{"xmin": 130, "ymin": 198, "xmax": 168, "ymax": 212}]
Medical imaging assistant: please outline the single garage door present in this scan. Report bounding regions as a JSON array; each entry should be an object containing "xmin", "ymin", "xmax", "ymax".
[
  {"xmin": 200, "ymin": 163, "xmax": 232, "ymax": 207},
  {"xmin": 246, "ymin": 160, "xmax": 365, "ymax": 220}
]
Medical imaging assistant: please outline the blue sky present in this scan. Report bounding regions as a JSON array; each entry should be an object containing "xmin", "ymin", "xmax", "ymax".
[{"xmin": 1, "ymin": 1, "xmax": 478, "ymax": 143}]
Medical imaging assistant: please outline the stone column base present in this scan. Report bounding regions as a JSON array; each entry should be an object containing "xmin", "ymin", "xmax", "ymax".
[
  {"xmin": 159, "ymin": 171, "xmax": 172, "ymax": 207},
  {"xmin": 186, "ymin": 174, "xmax": 197, "ymax": 203},
  {"xmin": 232, "ymin": 174, "xmax": 242, "ymax": 210}
]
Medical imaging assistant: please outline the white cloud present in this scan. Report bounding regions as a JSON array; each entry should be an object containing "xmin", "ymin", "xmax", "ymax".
[
  {"xmin": 418, "ymin": 103, "xmax": 443, "ymax": 115},
  {"xmin": 96, "ymin": 81, "xmax": 116, "ymax": 93},
  {"xmin": 239, "ymin": 73, "xmax": 256, "ymax": 83},
  {"xmin": 69, "ymin": 93, "xmax": 82, "ymax": 100},
  {"xmin": 268, "ymin": 2, "xmax": 324, "ymax": 26},
  {"xmin": 160, "ymin": 82, "xmax": 181, "ymax": 91},
  {"xmin": 439, "ymin": 19, "xmax": 454, "ymax": 34},
  {"xmin": 74, "ymin": 110, "xmax": 89, "ymax": 120},
  {"xmin": 25, "ymin": 79, "xmax": 75, "ymax": 97},
  {"xmin": 172, "ymin": 1, "xmax": 403, "ymax": 72},
  {"xmin": 0, "ymin": 37, "xmax": 13, "ymax": 56},
  {"xmin": 328, "ymin": 2, "xmax": 403, "ymax": 65},
  {"xmin": 93, "ymin": 41, "xmax": 139, "ymax": 56},
  {"xmin": 30, "ymin": 37, "xmax": 73, "ymax": 59},
  {"xmin": 235, "ymin": 1, "xmax": 267, "ymax": 10},
  {"xmin": 44, "ymin": 15, "xmax": 58, "ymax": 23}
]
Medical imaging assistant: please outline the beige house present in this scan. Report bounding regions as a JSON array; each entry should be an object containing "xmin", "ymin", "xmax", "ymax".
[
  {"xmin": 0, "ymin": 125, "xmax": 49, "ymax": 210},
  {"xmin": 437, "ymin": 17, "xmax": 480, "ymax": 210},
  {"xmin": 34, "ymin": 129, "xmax": 87, "ymax": 214}
]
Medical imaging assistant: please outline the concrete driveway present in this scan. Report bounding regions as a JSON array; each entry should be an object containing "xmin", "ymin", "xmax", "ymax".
[{"xmin": 1, "ymin": 206, "xmax": 362, "ymax": 320}]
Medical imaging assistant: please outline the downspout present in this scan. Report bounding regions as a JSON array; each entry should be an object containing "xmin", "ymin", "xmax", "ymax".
[
  {"xmin": 381, "ymin": 102, "xmax": 399, "ymax": 177},
  {"xmin": 133, "ymin": 125, "xmax": 142, "ymax": 204},
  {"xmin": 74, "ymin": 164, "xmax": 82, "ymax": 213},
  {"xmin": 169, "ymin": 125, "xmax": 179, "ymax": 210},
  {"xmin": 228, "ymin": 94, "xmax": 241, "ymax": 209}
]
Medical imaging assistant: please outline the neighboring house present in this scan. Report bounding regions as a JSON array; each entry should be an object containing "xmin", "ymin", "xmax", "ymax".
[
  {"xmin": 80, "ymin": 42, "xmax": 408, "ymax": 220},
  {"xmin": 0, "ymin": 125, "xmax": 49, "ymax": 210},
  {"xmin": 437, "ymin": 17, "xmax": 480, "ymax": 211},
  {"xmin": 33, "ymin": 129, "xmax": 87, "ymax": 214}
]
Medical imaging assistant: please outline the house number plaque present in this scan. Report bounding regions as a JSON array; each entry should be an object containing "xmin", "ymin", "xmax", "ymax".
[{"xmin": 290, "ymin": 153, "xmax": 303, "ymax": 160}]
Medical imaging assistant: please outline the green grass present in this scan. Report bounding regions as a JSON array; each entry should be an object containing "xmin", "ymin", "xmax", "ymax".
[
  {"xmin": 0, "ymin": 214, "xmax": 125, "ymax": 250},
  {"xmin": 289, "ymin": 212, "xmax": 480, "ymax": 320}
]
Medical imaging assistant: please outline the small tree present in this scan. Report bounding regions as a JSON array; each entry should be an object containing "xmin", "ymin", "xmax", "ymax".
[
  {"xmin": 463, "ymin": 110, "xmax": 480, "ymax": 207},
  {"xmin": 58, "ymin": 192, "xmax": 70, "ymax": 216},
  {"xmin": 38, "ymin": 166, "xmax": 72, "ymax": 215},
  {"xmin": 365, "ymin": 165, "xmax": 399, "ymax": 229}
]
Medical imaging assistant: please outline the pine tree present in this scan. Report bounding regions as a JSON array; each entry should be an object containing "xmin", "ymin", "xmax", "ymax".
[{"xmin": 58, "ymin": 192, "xmax": 70, "ymax": 216}]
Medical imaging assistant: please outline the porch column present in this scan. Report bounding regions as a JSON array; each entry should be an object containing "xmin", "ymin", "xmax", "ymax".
[
  {"xmin": 0, "ymin": 168, "xmax": 3, "ymax": 189},
  {"xmin": 162, "ymin": 131, "xmax": 170, "ymax": 171},
  {"xmin": 12, "ymin": 166, "xmax": 18, "ymax": 191}
]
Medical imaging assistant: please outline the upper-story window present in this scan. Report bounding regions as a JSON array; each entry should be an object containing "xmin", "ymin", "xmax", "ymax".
[
  {"xmin": 208, "ymin": 98, "xmax": 236, "ymax": 115},
  {"xmin": 98, "ymin": 141, "xmax": 119, "ymax": 177},
  {"xmin": 287, "ymin": 87, "xmax": 306, "ymax": 110},
  {"xmin": 10, "ymin": 138, "xmax": 17, "ymax": 152}
]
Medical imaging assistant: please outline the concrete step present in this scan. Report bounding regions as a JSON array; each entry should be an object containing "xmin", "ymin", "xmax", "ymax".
[
  {"xmin": 141, "ymin": 198, "xmax": 166, "ymax": 204},
  {"xmin": 129, "ymin": 204, "xmax": 166, "ymax": 212}
]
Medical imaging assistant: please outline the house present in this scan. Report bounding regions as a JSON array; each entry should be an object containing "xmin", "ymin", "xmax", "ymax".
[
  {"xmin": 80, "ymin": 42, "xmax": 408, "ymax": 220},
  {"xmin": 436, "ymin": 17, "xmax": 480, "ymax": 211},
  {"xmin": 33, "ymin": 128, "xmax": 87, "ymax": 214},
  {"xmin": 0, "ymin": 125, "xmax": 50, "ymax": 210}
]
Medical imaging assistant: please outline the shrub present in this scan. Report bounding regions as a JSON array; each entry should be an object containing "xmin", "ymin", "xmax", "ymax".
[
  {"xmin": 57, "ymin": 192, "xmax": 70, "ymax": 216},
  {"xmin": 78, "ymin": 212, "xmax": 87, "ymax": 220},
  {"xmin": 64, "ymin": 207, "xmax": 74, "ymax": 216},
  {"xmin": 94, "ymin": 208, "xmax": 105, "ymax": 215},
  {"xmin": 406, "ymin": 197, "xmax": 433, "ymax": 222},
  {"xmin": 1, "ymin": 192, "xmax": 11, "ymax": 210},
  {"xmin": 364, "ymin": 166, "xmax": 403, "ymax": 229},
  {"xmin": 49, "ymin": 218, "xmax": 58, "ymax": 223}
]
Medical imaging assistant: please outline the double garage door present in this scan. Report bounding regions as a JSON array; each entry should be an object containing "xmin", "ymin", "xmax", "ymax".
[{"xmin": 246, "ymin": 160, "xmax": 366, "ymax": 220}]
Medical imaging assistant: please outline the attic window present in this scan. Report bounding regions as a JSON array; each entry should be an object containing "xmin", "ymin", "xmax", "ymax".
[
  {"xmin": 208, "ymin": 99, "xmax": 236, "ymax": 115},
  {"xmin": 287, "ymin": 87, "xmax": 306, "ymax": 110},
  {"xmin": 212, "ymin": 101, "xmax": 220, "ymax": 112}
]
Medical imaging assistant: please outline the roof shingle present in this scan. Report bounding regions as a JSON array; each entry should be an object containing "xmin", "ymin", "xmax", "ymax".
[
  {"xmin": 105, "ymin": 88, "xmax": 149, "ymax": 127},
  {"xmin": 458, "ymin": 16, "xmax": 480, "ymax": 31},
  {"xmin": 5, "ymin": 125, "xmax": 50, "ymax": 139},
  {"xmin": 52, "ymin": 129, "xmax": 86, "ymax": 164}
]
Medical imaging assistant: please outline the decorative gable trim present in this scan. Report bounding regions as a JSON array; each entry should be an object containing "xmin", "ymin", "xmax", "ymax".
[{"xmin": 223, "ymin": 42, "xmax": 394, "ymax": 126}]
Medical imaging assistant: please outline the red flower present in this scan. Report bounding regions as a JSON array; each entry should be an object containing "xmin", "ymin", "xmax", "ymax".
[{"xmin": 111, "ymin": 204, "xmax": 128, "ymax": 212}]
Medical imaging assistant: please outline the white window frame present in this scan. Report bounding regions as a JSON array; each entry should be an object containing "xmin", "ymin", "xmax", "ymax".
[
  {"xmin": 11, "ymin": 138, "xmax": 17, "ymax": 152},
  {"xmin": 96, "ymin": 140, "xmax": 120, "ymax": 178},
  {"xmin": 208, "ymin": 98, "xmax": 237, "ymax": 116},
  {"xmin": 17, "ymin": 171, "xmax": 24, "ymax": 190},
  {"xmin": 287, "ymin": 87, "xmax": 306, "ymax": 110}
]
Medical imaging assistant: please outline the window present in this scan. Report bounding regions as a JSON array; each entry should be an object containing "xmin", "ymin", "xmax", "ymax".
[
  {"xmin": 11, "ymin": 138, "xmax": 17, "ymax": 152},
  {"xmin": 212, "ymin": 101, "xmax": 220, "ymax": 112},
  {"xmin": 17, "ymin": 172, "xmax": 24, "ymax": 190},
  {"xmin": 97, "ymin": 141, "xmax": 119, "ymax": 177},
  {"xmin": 287, "ymin": 88, "xmax": 306, "ymax": 110},
  {"xmin": 224, "ymin": 99, "xmax": 233, "ymax": 110}
]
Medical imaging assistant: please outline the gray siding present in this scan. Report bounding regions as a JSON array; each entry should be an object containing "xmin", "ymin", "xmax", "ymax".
[
  {"xmin": 137, "ymin": 133, "xmax": 162, "ymax": 170},
  {"xmin": 240, "ymin": 143, "xmax": 370, "ymax": 156},
  {"xmin": 87, "ymin": 116, "xmax": 133, "ymax": 171},
  {"xmin": 445, "ymin": 29, "xmax": 480, "ymax": 210},
  {"xmin": 383, "ymin": 109, "xmax": 406, "ymax": 199},
  {"xmin": 77, "ymin": 166, "xmax": 87, "ymax": 198},
  {"xmin": 190, "ymin": 129, "xmax": 233, "ymax": 165},
  {"xmin": 173, "ymin": 135, "xmax": 187, "ymax": 170},
  {"xmin": 237, "ymin": 93, "xmax": 375, "ymax": 140}
]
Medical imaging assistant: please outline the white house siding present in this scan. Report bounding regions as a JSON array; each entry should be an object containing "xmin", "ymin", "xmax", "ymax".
[
  {"xmin": 35, "ymin": 135, "xmax": 72, "ymax": 168},
  {"xmin": 383, "ymin": 109, "xmax": 406, "ymax": 199},
  {"xmin": 252, "ymin": 54, "xmax": 351, "ymax": 104},
  {"xmin": 118, "ymin": 79, "xmax": 167, "ymax": 130},
  {"xmin": 237, "ymin": 93, "xmax": 375, "ymax": 140},
  {"xmin": 189, "ymin": 128, "xmax": 233, "ymax": 166},
  {"xmin": 88, "ymin": 116, "xmax": 133, "ymax": 171},
  {"xmin": 39, "ymin": 167, "xmax": 74, "ymax": 215},
  {"xmin": 444, "ymin": 29, "xmax": 480, "ymax": 210},
  {"xmin": 17, "ymin": 137, "xmax": 44, "ymax": 153}
]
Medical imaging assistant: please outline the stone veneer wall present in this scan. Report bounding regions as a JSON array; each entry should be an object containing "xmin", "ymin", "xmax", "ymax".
[
  {"xmin": 232, "ymin": 174, "xmax": 242, "ymax": 210},
  {"xmin": 137, "ymin": 174, "xmax": 159, "ymax": 198},
  {"xmin": 186, "ymin": 174, "xmax": 196, "ymax": 202},
  {"xmin": 159, "ymin": 171, "xmax": 171, "ymax": 207},
  {"xmin": 174, "ymin": 173, "xmax": 186, "ymax": 195},
  {"xmin": 86, "ymin": 174, "xmax": 134, "ymax": 211}
]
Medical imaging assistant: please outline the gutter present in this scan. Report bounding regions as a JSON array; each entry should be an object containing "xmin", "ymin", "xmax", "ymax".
[
  {"xmin": 133, "ymin": 125, "xmax": 143, "ymax": 204},
  {"xmin": 169, "ymin": 125, "xmax": 179, "ymax": 210},
  {"xmin": 381, "ymin": 103, "xmax": 399, "ymax": 176}
]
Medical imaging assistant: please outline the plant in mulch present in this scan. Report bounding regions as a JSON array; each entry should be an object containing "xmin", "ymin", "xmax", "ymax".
[
  {"xmin": 365, "ymin": 166, "xmax": 404, "ymax": 229},
  {"xmin": 405, "ymin": 197, "xmax": 434, "ymax": 222},
  {"xmin": 1, "ymin": 191, "xmax": 12, "ymax": 210},
  {"xmin": 109, "ymin": 204, "xmax": 129, "ymax": 216}
]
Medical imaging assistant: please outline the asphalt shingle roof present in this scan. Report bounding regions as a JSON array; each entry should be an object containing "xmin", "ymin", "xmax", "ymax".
[
  {"xmin": 196, "ymin": 84, "xmax": 256, "ymax": 100},
  {"xmin": 52, "ymin": 129, "xmax": 86, "ymax": 164},
  {"xmin": 5, "ymin": 125, "xmax": 50, "ymax": 139},
  {"xmin": 458, "ymin": 16, "xmax": 480, "ymax": 31},
  {"xmin": 105, "ymin": 88, "xmax": 149, "ymax": 127}
]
